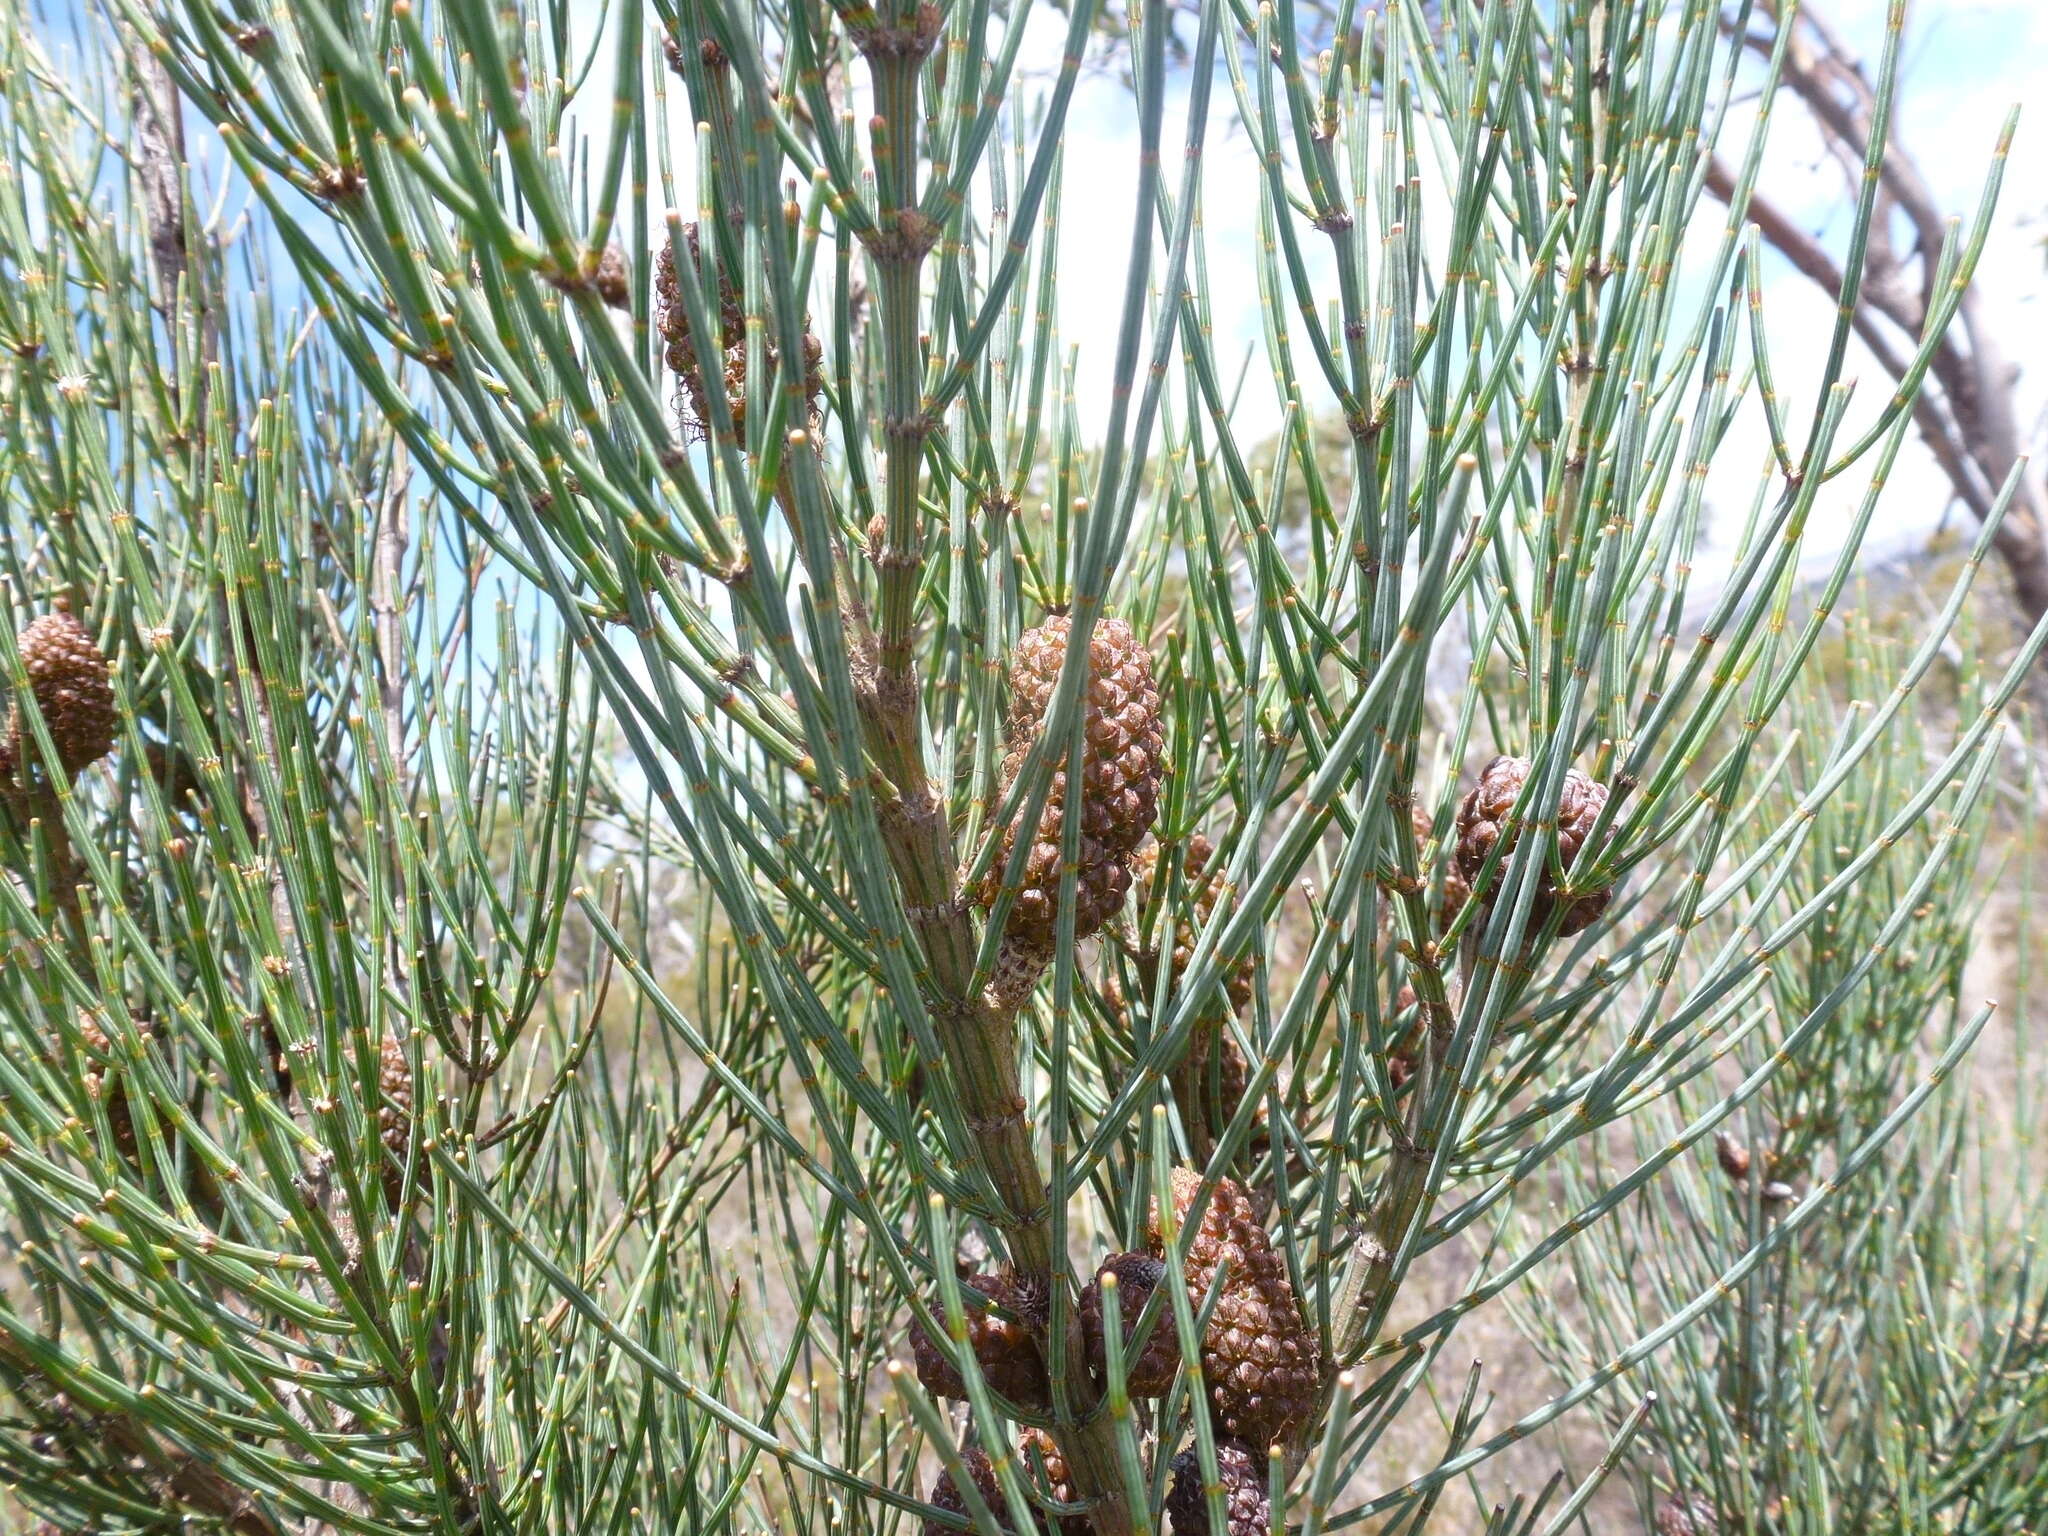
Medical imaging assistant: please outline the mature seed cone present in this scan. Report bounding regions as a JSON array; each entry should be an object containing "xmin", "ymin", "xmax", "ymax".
[
  {"xmin": 653, "ymin": 230, "xmax": 741, "ymax": 435},
  {"xmin": 1654, "ymin": 1490, "xmax": 1718, "ymax": 1536},
  {"xmin": 979, "ymin": 616, "xmax": 1163, "ymax": 951},
  {"xmin": 1164, "ymin": 1439, "xmax": 1269, "ymax": 1535},
  {"xmin": 14, "ymin": 611, "xmax": 115, "ymax": 776},
  {"xmin": 1080, "ymin": 1252, "xmax": 1177, "ymax": 1396},
  {"xmin": 924, "ymin": 1448, "xmax": 1018, "ymax": 1536},
  {"xmin": 1152, "ymin": 1168, "xmax": 1321, "ymax": 1446},
  {"xmin": 1453, "ymin": 756, "xmax": 1611, "ymax": 936},
  {"xmin": 1018, "ymin": 1428, "xmax": 1092, "ymax": 1536},
  {"xmin": 909, "ymin": 1272, "xmax": 1050, "ymax": 1408},
  {"xmin": 594, "ymin": 243, "xmax": 630, "ymax": 309},
  {"xmin": 378, "ymin": 1034, "xmax": 413, "ymax": 1158},
  {"xmin": 995, "ymin": 836, "xmax": 1133, "ymax": 957},
  {"xmin": 1132, "ymin": 836, "xmax": 1252, "ymax": 1016},
  {"xmin": 1214, "ymin": 1032, "xmax": 1249, "ymax": 1122}
]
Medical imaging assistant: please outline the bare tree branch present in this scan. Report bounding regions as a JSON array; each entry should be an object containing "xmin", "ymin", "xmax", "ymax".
[{"xmin": 1714, "ymin": 1, "xmax": 2048, "ymax": 631}]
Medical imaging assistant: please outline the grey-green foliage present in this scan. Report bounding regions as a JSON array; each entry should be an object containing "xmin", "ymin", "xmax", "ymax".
[
  {"xmin": 1512, "ymin": 619, "xmax": 2048, "ymax": 1534},
  {"xmin": 0, "ymin": 0, "xmax": 2037, "ymax": 1531}
]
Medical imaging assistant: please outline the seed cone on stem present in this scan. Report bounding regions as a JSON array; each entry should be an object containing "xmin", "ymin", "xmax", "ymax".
[
  {"xmin": 377, "ymin": 1033, "xmax": 418, "ymax": 1203},
  {"xmin": 1152, "ymin": 1168, "xmax": 1322, "ymax": 1447},
  {"xmin": 1018, "ymin": 1428, "xmax": 1093, "ymax": 1535},
  {"xmin": 1164, "ymin": 1439, "xmax": 1268, "ymax": 1535},
  {"xmin": 1655, "ymin": 1490, "xmax": 1718, "ymax": 1536},
  {"xmin": 1131, "ymin": 835, "xmax": 1251, "ymax": 1016},
  {"xmin": 593, "ymin": 243, "xmax": 630, "ymax": 309},
  {"xmin": 977, "ymin": 616, "xmax": 1162, "ymax": 963},
  {"xmin": 11, "ymin": 610, "xmax": 115, "ymax": 778},
  {"xmin": 652, "ymin": 226, "xmax": 823, "ymax": 439},
  {"xmin": 908, "ymin": 1271, "xmax": 1050, "ymax": 1408},
  {"xmin": 923, "ymin": 1448, "xmax": 1009, "ymax": 1536},
  {"xmin": 1079, "ymin": 1252, "xmax": 1177, "ymax": 1397},
  {"xmin": 1411, "ymin": 799, "xmax": 1470, "ymax": 921},
  {"xmin": 1453, "ymin": 755, "xmax": 1612, "ymax": 936}
]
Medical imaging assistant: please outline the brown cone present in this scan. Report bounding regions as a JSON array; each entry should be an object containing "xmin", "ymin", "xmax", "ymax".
[
  {"xmin": 1152, "ymin": 1169, "xmax": 1321, "ymax": 1447},
  {"xmin": 924, "ymin": 1448, "xmax": 1017, "ymax": 1536},
  {"xmin": 1164, "ymin": 1439, "xmax": 1269, "ymax": 1535},
  {"xmin": 1018, "ymin": 1428, "xmax": 1092, "ymax": 1536},
  {"xmin": 1714, "ymin": 1131, "xmax": 1751, "ymax": 1184},
  {"xmin": 378, "ymin": 1033, "xmax": 419, "ymax": 1202},
  {"xmin": 1132, "ymin": 835, "xmax": 1251, "ymax": 1016},
  {"xmin": 1411, "ymin": 800, "xmax": 1470, "ymax": 920},
  {"xmin": 652, "ymin": 227, "xmax": 823, "ymax": 438},
  {"xmin": 909, "ymin": 1272, "xmax": 1050, "ymax": 1409},
  {"xmin": 1655, "ymin": 1491, "xmax": 1718, "ymax": 1536},
  {"xmin": 61, "ymin": 1015, "xmax": 138, "ymax": 1166},
  {"xmin": 978, "ymin": 617, "xmax": 1163, "ymax": 952},
  {"xmin": 1387, "ymin": 985, "xmax": 1423, "ymax": 1088},
  {"xmin": 594, "ymin": 243, "xmax": 630, "ymax": 309},
  {"xmin": 1080, "ymin": 1252, "xmax": 1177, "ymax": 1397},
  {"xmin": 1453, "ymin": 756, "xmax": 1611, "ymax": 936},
  {"xmin": 14, "ymin": 611, "xmax": 115, "ymax": 776}
]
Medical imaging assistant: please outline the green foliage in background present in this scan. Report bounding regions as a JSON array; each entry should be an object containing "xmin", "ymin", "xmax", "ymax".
[
  {"xmin": 1514, "ymin": 619, "xmax": 2048, "ymax": 1534},
  {"xmin": 0, "ymin": 0, "xmax": 2039, "ymax": 1531}
]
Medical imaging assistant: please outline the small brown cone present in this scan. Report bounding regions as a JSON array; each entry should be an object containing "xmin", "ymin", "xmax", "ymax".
[
  {"xmin": 1411, "ymin": 800, "xmax": 1470, "ymax": 920},
  {"xmin": 1164, "ymin": 1439, "xmax": 1269, "ymax": 1535},
  {"xmin": 1655, "ymin": 1490, "xmax": 1718, "ymax": 1536},
  {"xmin": 62, "ymin": 1015, "xmax": 138, "ymax": 1166},
  {"xmin": 1714, "ymin": 1131, "xmax": 1751, "ymax": 1184},
  {"xmin": 1132, "ymin": 835, "xmax": 1251, "ymax": 1016},
  {"xmin": 653, "ymin": 226, "xmax": 743, "ymax": 435},
  {"xmin": 1387, "ymin": 985, "xmax": 1423, "ymax": 1088},
  {"xmin": 1152, "ymin": 1169, "xmax": 1322, "ymax": 1447},
  {"xmin": 908, "ymin": 1272, "xmax": 1050, "ymax": 1409},
  {"xmin": 1080, "ymin": 1252, "xmax": 1177, "ymax": 1397},
  {"xmin": 378, "ymin": 1033, "xmax": 418, "ymax": 1202},
  {"xmin": 594, "ymin": 243, "xmax": 630, "ymax": 309},
  {"xmin": 1453, "ymin": 755, "xmax": 1611, "ymax": 936},
  {"xmin": 924, "ymin": 1448, "xmax": 1016, "ymax": 1536},
  {"xmin": 1018, "ymin": 1428, "xmax": 1092, "ymax": 1536},
  {"xmin": 651, "ymin": 227, "xmax": 824, "ymax": 438},
  {"xmin": 14, "ymin": 611, "xmax": 115, "ymax": 776},
  {"xmin": 978, "ymin": 617, "xmax": 1163, "ymax": 953}
]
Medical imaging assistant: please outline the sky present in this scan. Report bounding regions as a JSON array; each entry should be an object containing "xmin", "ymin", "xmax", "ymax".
[
  {"xmin": 34, "ymin": 0, "xmax": 2037, "ymax": 588},
  {"xmin": 1018, "ymin": 1, "xmax": 2048, "ymax": 575}
]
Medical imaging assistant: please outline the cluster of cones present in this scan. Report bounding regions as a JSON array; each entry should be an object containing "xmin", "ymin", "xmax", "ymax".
[
  {"xmin": 0, "ymin": 605, "xmax": 424, "ymax": 1208},
  {"xmin": 912, "ymin": 1170, "xmax": 1321, "ymax": 1534}
]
